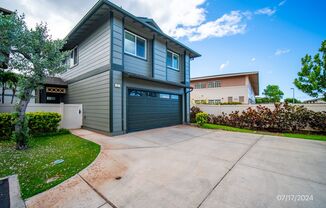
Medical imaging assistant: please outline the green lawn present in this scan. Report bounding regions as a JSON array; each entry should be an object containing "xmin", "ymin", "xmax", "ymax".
[
  {"xmin": 0, "ymin": 133, "xmax": 100, "ymax": 199},
  {"xmin": 201, "ymin": 123, "xmax": 326, "ymax": 141}
]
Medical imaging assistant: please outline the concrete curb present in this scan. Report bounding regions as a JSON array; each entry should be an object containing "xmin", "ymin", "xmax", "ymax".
[{"xmin": 0, "ymin": 175, "xmax": 26, "ymax": 208}]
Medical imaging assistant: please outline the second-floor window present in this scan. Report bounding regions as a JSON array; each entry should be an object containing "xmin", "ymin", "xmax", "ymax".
[
  {"xmin": 70, "ymin": 47, "xmax": 78, "ymax": 68},
  {"xmin": 208, "ymin": 81, "xmax": 221, "ymax": 88},
  {"xmin": 194, "ymin": 83, "xmax": 206, "ymax": 89},
  {"xmin": 167, "ymin": 50, "xmax": 179, "ymax": 70},
  {"xmin": 124, "ymin": 30, "xmax": 147, "ymax": 59}
]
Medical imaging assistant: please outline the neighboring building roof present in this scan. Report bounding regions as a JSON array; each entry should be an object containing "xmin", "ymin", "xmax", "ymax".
[
  {"xmin": 63, "ymin": 0, "xmax": 200, "ymax": 58},
  {"xmin": 0, "ymin": 7, "xmax": 13, "ymax": 15},
  {"xmin": 191, "ymin": 71, "xmax": 259, "ymax": 95},
  {"xmin": 45, "ymin": 77, "xmax": 67, "ymax": 86}
]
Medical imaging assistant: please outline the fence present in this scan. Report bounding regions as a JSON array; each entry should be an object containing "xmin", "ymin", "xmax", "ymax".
[
  {"xmin": 0, "ymin": 103, "xmax": 83, "ymax": 129},
  {"xmin": 194, "ymin": 104, "xmax": 326, "ymax": 116}
]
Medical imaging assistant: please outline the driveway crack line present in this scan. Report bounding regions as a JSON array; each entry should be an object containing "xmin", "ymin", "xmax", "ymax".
[
  {"xmin": 238, "ymin": 163, "xmax": 326, "ymax": 186},
  {"xmin": 78, "ymin": 174, "xmax": 119, "ymax": 208},
  {"xmin": 196, "ymin": 135, "xmax": 264, "ymax": 208}
]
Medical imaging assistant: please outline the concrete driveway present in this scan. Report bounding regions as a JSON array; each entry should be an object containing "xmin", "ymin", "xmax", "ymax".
[{"xmin": 26, "ymin": 125, "xmax": 326, "ymax": 208}]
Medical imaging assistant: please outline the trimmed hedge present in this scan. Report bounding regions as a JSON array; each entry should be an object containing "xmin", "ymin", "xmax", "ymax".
[
  {"xmin": 196, "ymin": 112, "xmax": 209, "ymax": 126},
  {"xmin": 0, "ymin": 112, "xmax": 61, "ymax": 140},
  {"xmin": 191, "ymin": 103, "xmax": 326, "ymax": 133}
]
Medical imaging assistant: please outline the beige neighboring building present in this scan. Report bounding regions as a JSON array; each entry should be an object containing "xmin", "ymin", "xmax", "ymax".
[{"xmin": 190, "ymin": 71, "xmax": 259, "ymax": 104}]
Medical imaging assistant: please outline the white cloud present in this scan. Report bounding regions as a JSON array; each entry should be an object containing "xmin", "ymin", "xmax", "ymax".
[
  {"xmin": 278, "ymin": 0, "xmax": 287, "ymax": 6},
  {"xmin": 255, "ymin": 7, "xmax": 276, "ymax": 16},
  {"xmin": 219, "ymin": 60, "xmax": 230, "ymax": 70},
  {"xmin": 188, "ymin": 11, "xmax": 247, "ymax": 41},
  {"xmin": 1, "ymin": 0, "xmax": 278, "ymax": 41},
  {"xmin": 251, "ymin": 57, "xmax": 256, "ymax": 62},
  {"xmin": 275, "ymin": 48, "xmax": 291, "ymax": 56}
]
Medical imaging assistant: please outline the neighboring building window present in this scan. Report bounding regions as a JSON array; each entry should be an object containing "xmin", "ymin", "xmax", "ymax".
[
  {"xmin": 228, "ymin": 96, "xmax": 233, "ymax": 102},
  {"xmin": 208, "ymin": 81, "xmax": 221, "ymax": 88},
  {"xmin": 124, "ymin": 30, "xmax": 147, "ymax": 59},
  {"xmin": 194, "ymin": 83, "xmax": 206, "ymax": 89},
  {"xmin": 239, "ymin": 96, "xmax": 244, "ymax": 103},
  {"xmin": 166, "ymin": 50, "xmax": 179, "ymax": 70},
  {"xmin": 208, "ymin": 99, "xmax": 221, "ymax": 104},
  {"xmin": 70, "ymin": 47, "xmax": 78, "ymax": 67}
]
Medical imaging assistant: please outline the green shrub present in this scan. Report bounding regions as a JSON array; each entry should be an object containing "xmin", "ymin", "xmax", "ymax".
[
  {"xmin": 26, "ymin": 112, "xmax": 61, "ymax": 135},
  {"xmin": 0, "ymin": 112, "xmax": 62, "ymax": 140},
  {"xmin": 190, "ymin": 106, "xmax": 202, "ymax": 123},
  {"xmin": 220, "ymin": 102, "xmax": 242, "ymax": 105},
  {"xmin": 196, "ymin": 112, "xmax": 209, "ymax": 126},
  {"xmin": 0, "ymin": 113, "xmax": 15, "ymax": 140}
]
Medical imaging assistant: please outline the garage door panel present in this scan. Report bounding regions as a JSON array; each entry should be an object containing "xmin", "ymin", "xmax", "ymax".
[{"xmin": 127, "ymin": 89, "xmax": 182, "ymax": 132}]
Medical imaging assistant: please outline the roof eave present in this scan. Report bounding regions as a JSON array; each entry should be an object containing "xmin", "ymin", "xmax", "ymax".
[{"xmin": 63, "ymin": 0, "xmax": 200, "ymax": 58}]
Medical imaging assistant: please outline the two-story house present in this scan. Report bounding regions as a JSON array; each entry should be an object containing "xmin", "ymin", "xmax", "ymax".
[
  {"xmin": 190, "ymin": 71, "xmax": 259, "ymax": 104},
  {"xmin": 60, "ymin": 0, "xmax": 200, "ymax": 135}
]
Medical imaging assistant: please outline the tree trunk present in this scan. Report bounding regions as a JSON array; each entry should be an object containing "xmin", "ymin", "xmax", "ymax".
[
  {"xmin": 15, "ymin": 88, "xmax": 32, "ymax": 150},
  {"xmin": 11, "ymin": 86, "xmax": 16, "ymax": 104},
  {"xmin": 1, "ymin": 84, "xmax": 5, "ymax": 104}
]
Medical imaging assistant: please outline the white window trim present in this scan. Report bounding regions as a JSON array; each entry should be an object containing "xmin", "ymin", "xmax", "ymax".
[
  {"xmin": 124, "ymin": 30, "xmax": 147, "ymax": 60},
  {"xmin": 69, "ymin": 46, "xmax": 79, "ymax": 68},
  {"xmin": 167, "ymin": 50, "xmax": 180, "ymax": 71}
]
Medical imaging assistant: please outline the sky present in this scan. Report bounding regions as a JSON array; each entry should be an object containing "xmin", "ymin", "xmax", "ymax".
[{"xmin": 1, "ymin": 0, "xmax": 325, "ymax": 101}]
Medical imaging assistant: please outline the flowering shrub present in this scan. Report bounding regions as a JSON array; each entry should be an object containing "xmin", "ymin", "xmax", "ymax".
[{"xmin": 204, "ymin": 103, "xmax": 326, "ymax": 133}]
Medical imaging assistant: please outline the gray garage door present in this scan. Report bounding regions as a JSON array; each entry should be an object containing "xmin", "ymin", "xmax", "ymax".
[{"xmin": 127, "ymin": 89, "xmax": 182, "ymax": 132}]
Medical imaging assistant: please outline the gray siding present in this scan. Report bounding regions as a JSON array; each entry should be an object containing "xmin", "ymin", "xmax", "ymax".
[
  {"xmin": 112, "ymin": 70, "xmax": 123, "ymax": 132},
  {"xmin": 185, "ymin": 54, "xmax": 190, "ymax": 86},
  {"xmin": 123, "ymin": 22, "xmax": 153, "ymax": 77},
  {"xmin": 185, "ymin": 54, "xmax": 191, "ymax": 122},
  {"xmin": 153, "ymin": 39, "xmax": 166, "ymax": 80},
  {"xmin": 166, "ymin": 45, "xmax": 185, "ymax": 83},
  {"xmin": 112, "ymin": 16, "xmax": 123, "ymax": 66},
  {"xmin": 65, "ymin": 71, "xmax": 110, "ymax": 132},
  {"xmin": 61, "ymin": 19, "xmax": 110, "ymax": 81}
]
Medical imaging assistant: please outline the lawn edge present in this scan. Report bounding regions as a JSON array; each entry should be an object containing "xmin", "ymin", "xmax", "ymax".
[
  {"xmin": 24, "ymin": 134, "xmax": 102, "ymax": 201},
  {"xmin": 200, "ymin": 123, "xmax": 326, "ymax": 142}
]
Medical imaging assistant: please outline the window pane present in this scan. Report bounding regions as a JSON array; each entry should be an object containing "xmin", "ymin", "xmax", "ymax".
[
  {"xmin": 173, "ymin": 54, "xmax": 179, "ymax": 69},
  {"xmin": 73, "ymin": 48, "xmax": 78, "ymax": 65},
  {"xmin": 167, "ymin": 51, "xmax": 172, "ymax": 67},
  {"xmin": 159, "ymin": 94, "xmax": 170, "ymax": 99},
  {"xmin": 136, "ymin": 37, "xmax": 146, "ymax": 58},
  {"xmin": 171, "ymin": 95, "xmax": 179, "ymax": 100},
  {"xmin": 124, "ymin": 32, "xmax": 135, "ymax": 54}
]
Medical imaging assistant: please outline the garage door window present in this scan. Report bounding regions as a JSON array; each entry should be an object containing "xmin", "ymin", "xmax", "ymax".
[
  {"xmin": 171, "ymin": 95, "xmax": 179, "ymax": 100},
  {"xmin": 159, "ymin": 94, "xmax": 170, "ymax": 99},
  {"xmin": 128, "ymin": 89, "xmax": 179, "ymax": 100}
]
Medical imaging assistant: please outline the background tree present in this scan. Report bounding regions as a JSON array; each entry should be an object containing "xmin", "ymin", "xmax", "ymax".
[
  {"xmin": 284, "ymin": 98, "xmax": 301, "ymax": 103},
  {"xmin": 255, "ymin": 97, "xmax": 271, "ymax": 104},
  {"xmin": 294, "ymin": 40, "xmax": 326, "ymax": 101},
  {"xmin": 0, "ymin": 12, "xmax": 68, "ymax": 149},
  {"xmin": 262, "ymin": 85, "xmax": 284, "ymax": 103},
  {"xmin": 0, "ymin": 71, "xmax": 19, "ymax": 103}
]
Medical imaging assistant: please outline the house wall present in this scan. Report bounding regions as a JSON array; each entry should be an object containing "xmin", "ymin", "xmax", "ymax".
[
  {"xmin": 190, "ymin": 75, "xmax": 253, "ymax": 104},
  {"xmin": 61, "ymin": 19, "xmax": 110, "ymax": 81},
  {"xmin": 64, "ymin": 71, "xmax": 110, "ymax": 132},
  {"xmin": 61, "ymin": 12, "xmax": 193, "ymax": 134},
  {"xmin": 109, "ymin": 15, "xmax": 192, "ymax": 133}
]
